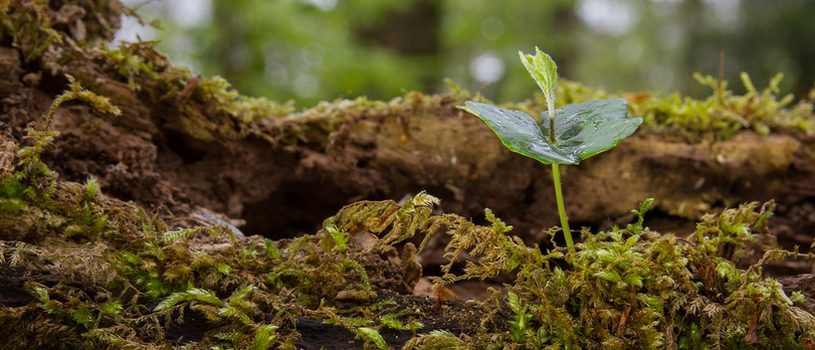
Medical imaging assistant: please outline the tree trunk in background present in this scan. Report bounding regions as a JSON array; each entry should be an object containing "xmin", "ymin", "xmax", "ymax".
[{"xmin": 354, "ymin": 0, "xmax": 443, "ymax": 93}]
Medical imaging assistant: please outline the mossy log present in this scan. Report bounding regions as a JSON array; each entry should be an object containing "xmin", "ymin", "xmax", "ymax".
[
  {"xmin": 2, "ymin": 1, "xmax": 815, "ymax": 349},
  {"xmin": 2, "ymin": 1, "xmax": 815, "ymax": 256}
]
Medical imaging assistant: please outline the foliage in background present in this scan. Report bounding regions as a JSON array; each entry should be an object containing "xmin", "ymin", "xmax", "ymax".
[{"xmin": 121, "ymin": 0, "xmax": 815, "ymax": 108}]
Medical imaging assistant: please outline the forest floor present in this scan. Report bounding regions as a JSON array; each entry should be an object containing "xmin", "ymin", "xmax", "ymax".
[{"xmin": 1, "ymin": 1, "xmax": 815, "ymax": 349}]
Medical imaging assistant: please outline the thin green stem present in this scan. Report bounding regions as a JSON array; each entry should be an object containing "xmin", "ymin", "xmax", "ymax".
[
  {"xmin": 547, "ymin": 104, "xmax": 555, "ymax": 143},
  {"xmin": 546, "ymin": 103, "xmax": 572, "ymax": 253},
  {"xmin": 551, "ymin": 163, "xmax": 574, "ymax": 254}
]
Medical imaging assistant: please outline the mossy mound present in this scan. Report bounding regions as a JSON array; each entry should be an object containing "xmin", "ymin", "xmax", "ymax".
[
  {"xmin": 433, "ymin": 200, "xmax": 815, "ymax": 349},
  {"xmin": 2, "ymin": 127, "xmax": 815, "ymax": 348},
  {"xmin": 3, "ymin": 1, "xmax": 815, "ymax": 250}
]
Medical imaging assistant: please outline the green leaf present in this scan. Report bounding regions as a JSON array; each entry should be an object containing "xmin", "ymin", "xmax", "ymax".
[
  {"xmin": 459, "ymin": 102, "xmax": 573, "ymax": 164},
  {"xmin": 519, "ymin": 47, "xmax": 558, "ymax": 108},
  {"xmin": 543, "ymin": 98, "xmax": 643, "ymax": 161},
  {"xmin": 460, "ymin": 98, "xmax": 642, "ymax": 165}
]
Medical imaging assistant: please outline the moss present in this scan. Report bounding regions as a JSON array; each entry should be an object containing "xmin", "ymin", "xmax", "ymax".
[
  {"xmin": 274, "ymin": 69, "xmax": 815, "ymax": 146},
  {"xmin": 95, "ymin": 41, "xmax": 163, "ymax": 91},
  {"xmin": 0, "ymin": 167, "xmax": 445, "ymax": 348},
  {"xmin": 561, "ymin": 72, "xmax": 814, "ymax": 140},
  {"xmin": 0, "ymin": 75, "xmax": 121, "ymax": 243},
  {"xmin": 379, "ymin": 312, "xmax": 423, "ymax": 332},
  {"xmin": 1, "ymin": 164, "xmax": 417, "ymax": 348},
  {"xmin": 0, "ymin": 0, "xmax": 62, "ymax": 61},
  {"xmin": 2, "ymin": 150, "xmax": 814, "ymax": 349},
  {"xmin": 196, "ymin": 76, "xmax": 295, "ymax": 124},
  {"xmin": 427, "ymin": 199, "xmax": 815, "ymax": 349},
  {"xmin": 17, "ymin": 74, "xmax": 120, "ymax": 196},
  {"xmin": 468, "ymin": 71, "xmax": 814, "ymax": 142},
  {"xmin": 403, "ymin": 330, "xmax": 467, "ymax": 350},
  {"xmin": 631, "ymin": 72, "xmax": 813, "ymax": 139}
]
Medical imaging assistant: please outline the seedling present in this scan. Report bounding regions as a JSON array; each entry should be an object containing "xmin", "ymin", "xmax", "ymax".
[{"xmin": 459, "ymin": 48, "xmax": 642, "ymax": 253}]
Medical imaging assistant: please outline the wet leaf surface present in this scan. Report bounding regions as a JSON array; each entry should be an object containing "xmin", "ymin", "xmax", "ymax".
[{"xmin": 461, "ymin": 98, "xmax": 642, "ymax": 164}]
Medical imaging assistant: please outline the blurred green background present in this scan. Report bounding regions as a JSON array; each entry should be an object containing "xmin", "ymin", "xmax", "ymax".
[{"xmin": 117, "ymin": 0, "xmax": 815, "ymax": 108}]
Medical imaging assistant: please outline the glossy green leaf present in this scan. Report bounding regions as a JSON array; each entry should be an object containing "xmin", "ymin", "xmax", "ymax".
[
  {"xmin": 460, "ymin": 98, "xmax": 642, "ymax": 165},
  {"xmin": 543, "ymin": 98, "xmax": 643, "ymax": 161},
  {"xmin": 459, "ymin": 102, "xmax": 574, "ymax": 164}
]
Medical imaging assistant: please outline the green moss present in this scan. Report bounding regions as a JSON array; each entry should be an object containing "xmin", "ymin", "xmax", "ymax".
[
  {"xmin": 355, "ymin": 327, "xmax": 388, "ymax": 350},
  {"xmin": 95, "ymin": 42, "xmax": 163, "ymax": 91},
  {"xmin": 632, "ymin": 72, "xmax": 813, "ymax": 139},
  {"xmin": 251, "ymin": 324, "xmax": 279, "ymax": 350},
  {"xmin": 428, "ymin": 199, "xmax": 815, "ymax": 349},
  {"xmin": 379, "ymin": 312, "xmax": 423, "ymax": 332},
  {"xmin": 0, "ymin": 77, "xmax": 123, "ymax": 243},
  {"xmin": 560, "ymin": 73, "xmax": 814, "ymax": 140},
  {"xmin": 0, "ymin": 0, "xmax": 62, "ymax": 61},
  {"xmin": 477, "ymin": 72, "xmax": 815, "ymax": 142},
  {"xmin": 197, "ymin": 76, "xmax": 294, "ymax": 125},
  {"xmin": 2, "ymin": 171, "xmax": 814, "ymax": 349},
  {"xmin": 15, "ymin": 75, "xmax": 120, "ymax": 200},
  {"xmin": 403, "ymin": 330, "xmax": 468, "ymax": 350},
  {"xmin": 0, "ymin": 179, "xmax": 439, "ymax": 348}
]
